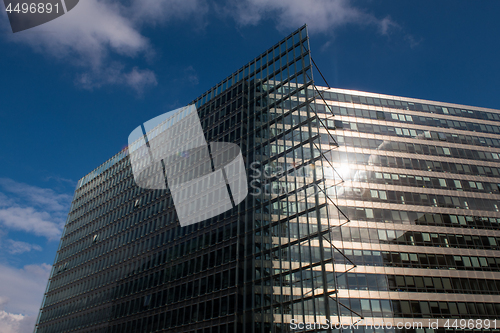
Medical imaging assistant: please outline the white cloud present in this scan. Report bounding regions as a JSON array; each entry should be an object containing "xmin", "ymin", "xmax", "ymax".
[
  {"xmin": 1, "ymin": 0, "xmax": 399, "ymax": 92},
  {"xmin": 6, "ymin": 0, "xmax": 151, "ymax": 92},
  {"xmin": 76, "ymin": 63, "xmax": 158, "ymax": 93},
  {"xmin": 0, "ymin": 192, "xmax": 14, "ymax": 208},
  {"xmin": 222, "ymin": 0, "xmax": 396, "ymax": 34},
  {"xmin": 184, "ymin": 66, "xmax": 199, "ymax": 85},
  {"xmin": 0, "ymin": 311, "xmax": 24, "ymax": 333},
  {"xmin": 43, "ymin": 175, "xmax": 77, "ymax": 188},
  {"xmin": 0, "ymin": 311, "xmax": 37, "ymax": 333},
  {"xmin": 0, "ymin": 178, "xmax": 71, "ymax": 212},
  {"xmin": 0, "ymin": 263, "xmax": 51, "ymax": 316},
  {"xmin": 0, "ymin": 179, "xmax": 71, "ymax": 240},
  {"xmin": 0, "ymin": 296, "xmax": 9, "ymax": 309},
  {"xmin": 0, "ymin": 207, "xmax": 63, "ymax": 240},
  {"xmin": 379, "ymin": 16, "xmax": 397, "ymax": 35},
  {"xmin": 3, "ymin": 0, "xmax": 206, "ymax": 91},
  {"xmin": 124, "ymin": 67, "xmax": 158, "ymax": 94},
  {"xmin": 13, "ymin": 0, "xmax": 148, "ymax": 64},
  {"xmin": 5, "ymin": 240, "xmax": 43, "ymax": 255}
]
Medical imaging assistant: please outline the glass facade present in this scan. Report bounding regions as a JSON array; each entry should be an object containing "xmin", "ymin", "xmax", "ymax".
[
  {"xmin": 34, "ymin": 25, "xmax": 500, "ymax": 333},
  {"xmin": 313, "ymin": 86, "xmax": 500, "ymax": 331}
]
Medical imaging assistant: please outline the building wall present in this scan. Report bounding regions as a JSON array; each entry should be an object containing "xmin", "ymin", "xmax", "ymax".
[
  {"xmin": 35, "ymin": 25, "xmax": 500, "ymax": 333},
  {"xmin": 35, "ymin": 26, "xmax": 321, "ymax": 333},
  {"xmin": 313, "ymin": 88, "xmax": 500, "ymax": 330}
]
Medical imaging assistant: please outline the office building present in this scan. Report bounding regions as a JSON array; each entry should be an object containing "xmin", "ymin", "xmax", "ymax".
[
  {"xmin": 34, "ymin": 25, "xmax": 500, "ymax": 333},
  {"xmin": 316, "ymin": 86, "xmax": 500, "ymax": 329}
]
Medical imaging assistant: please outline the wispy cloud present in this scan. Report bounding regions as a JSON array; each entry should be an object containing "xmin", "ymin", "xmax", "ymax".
[
  {"xmin": 0, "ymin": 296, "xmax": 8, "ymax": 309},
  {"xmin": 0, "ymin": 263, "xmax": 51, "ymax": 315},
  {"xmin": 0, "ymin": 207, "xmax": 62, "ymax": 240},
  {"xmin": 0, "ymin": 192, "xmax": 15, "ymax": 208},
  {"xmin": 0, "ymin": 178, "xmax": 71, "ymax": 212},
  {"xmin": 405, "ymin": 34, "xmax": 423, "ymax": 49},
  {"xmin": 43, "ymin": 175, "xmax": 78, "ymax": 188},
  {"xmin": 122, "ymin": 67, "xmax": 158, "ymax": 94},
  {"xmin": 379, "ymin": 16, "xmax": 398, "ymax": 35},
  {"xmin": 184, "ymin": 66, "xmax": 200, "ymax": 86},
  {"xmin": 76, "ymin": 63, "xmax": 158, "ymax": 94},
  {"xmin": 221, "ymin": 0, "xmax": 397, "ymax": 35},
  {"xmin": 0, "ymin": 0, "xmax": 403, "ymax": 93},
  {"xmin": 0, "ymin": 178, "xmax": 71, "ymax": 240},
  {"xmin": 2, "ymin": 0, "xmax": 206, "ymax": 92},
  {"xmin": 5, "ymin": 240, "xmax": 43, "ymax": 255},
  {"xmin": 0, "ymin": 263, "xmax": 51, "ymax": 333}
]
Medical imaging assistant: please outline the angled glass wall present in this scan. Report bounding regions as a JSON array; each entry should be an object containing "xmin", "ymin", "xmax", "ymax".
[{"xmin": 35, "ymin": 25, "xmax": 337, "ymax": 333}]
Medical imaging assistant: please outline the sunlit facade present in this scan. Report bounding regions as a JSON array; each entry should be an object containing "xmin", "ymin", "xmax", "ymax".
[
  {"xmin": 314, "ymin": 87, "xmax": 500, "ymax": 330},
  {"xmin": 34, "ymin": 25, "xmax": 500, "ymax": 333}
]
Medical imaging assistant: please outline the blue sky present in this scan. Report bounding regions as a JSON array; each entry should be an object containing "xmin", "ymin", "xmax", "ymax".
[{"xmin": 0, "ymin": 0, "xmax": 499, "ymax": 331}]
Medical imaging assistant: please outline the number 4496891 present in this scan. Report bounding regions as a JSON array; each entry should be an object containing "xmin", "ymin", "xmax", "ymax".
[
  {"xmin": 5, "ymin": 2, "xmax": 59, "ymax": 14},
  {"xmin": 444, "ymin": 319, "xmax": 497, "ymax": 329}
]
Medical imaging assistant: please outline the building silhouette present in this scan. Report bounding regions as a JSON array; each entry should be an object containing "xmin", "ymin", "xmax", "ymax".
[{"xmin": 35, "ymin": 25, "xmax": 500, "ymax": 333}]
